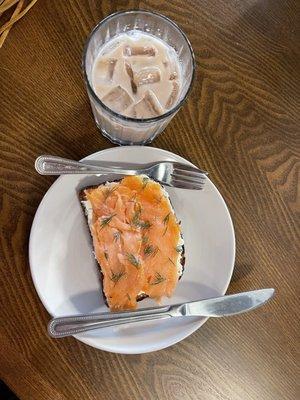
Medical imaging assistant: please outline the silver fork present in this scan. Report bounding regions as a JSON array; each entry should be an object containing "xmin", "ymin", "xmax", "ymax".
[{"xmin": 35, "ymin": 155, "xmax": 208, "ymax": 190}]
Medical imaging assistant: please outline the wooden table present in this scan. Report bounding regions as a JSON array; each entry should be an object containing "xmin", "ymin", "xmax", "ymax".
[{"xmin": 0, "ymin": 1, "xmax": 299, "ymax": 399}]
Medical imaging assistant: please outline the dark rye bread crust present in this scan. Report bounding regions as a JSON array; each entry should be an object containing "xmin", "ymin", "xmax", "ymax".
[{"xmin": 79, "ymin": 182, "xmax": 185, "ymax": 306}]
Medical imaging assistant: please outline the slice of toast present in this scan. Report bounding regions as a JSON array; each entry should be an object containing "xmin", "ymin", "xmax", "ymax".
[{"xmin": 79, "ymin": 176, "xmax": 185, "ymax": 310}]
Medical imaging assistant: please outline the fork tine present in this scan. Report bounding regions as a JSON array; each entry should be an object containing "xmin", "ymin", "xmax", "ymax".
[
  {"xmin": 173, "ymin": 163, "xmax": 208, "ymax": 175},
  {"xmin": 171, "ymin": 181, "xmax": 204, "ymax": 190},
  {"xmin": 173, "ymin": 167, "xmax": 207, "ymax": 179},
  {"xmin": 171, "ymin": 172, "xmax": 206, "ymax": 184},
  {"xmin": 170, "ymin": 177, "xmax": 205, "ymax": 190}
]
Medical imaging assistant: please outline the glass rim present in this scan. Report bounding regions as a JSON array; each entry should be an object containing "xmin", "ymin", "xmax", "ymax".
[{"xmin": 82, "ymin": 9, "xmax": 196, "ymax": 124}]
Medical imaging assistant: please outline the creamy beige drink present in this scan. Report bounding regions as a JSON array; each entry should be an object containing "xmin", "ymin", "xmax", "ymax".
[
  {"xmin": 92, "ymin": 31, "xmax": 181, "ymax": 119},
  {"xmin": 83, "ymin": 11, "xmax": 195, "ymax": 145}
]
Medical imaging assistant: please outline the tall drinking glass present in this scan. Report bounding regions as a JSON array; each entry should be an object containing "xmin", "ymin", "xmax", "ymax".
[{"xmin": 83, "ymin": 10, "xmax": 195, "ymax": 145}]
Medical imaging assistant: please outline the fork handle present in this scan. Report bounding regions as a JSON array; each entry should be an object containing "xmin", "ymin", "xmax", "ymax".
[
  {"xmin": 35, "ymin": 155, "xmax": 146, "ymax": 176},
  {"xmin": 48, "ymin": 305, "xmax": 172, "ymax": 338}
]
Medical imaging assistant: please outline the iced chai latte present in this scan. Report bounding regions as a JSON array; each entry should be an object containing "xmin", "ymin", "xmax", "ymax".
[
  {"xmin": 83, "ymin": 11, "xmax": 195, "ymax": 145},
  {"xmin": 91, "ymin": 31, "xmax": 182, "ymax": 143}
]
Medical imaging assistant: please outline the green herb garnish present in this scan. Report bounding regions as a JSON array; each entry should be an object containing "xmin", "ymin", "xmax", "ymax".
[
  {"xmin": 104, "ymin": 251, "xmax": 109, "ymax": 261},
  {"xmin": 129, "ymin": 193, "xmax": 137, "ymax": 202},
  {"xmin": 126, "ymin": 293, "xmax": 131, "ymax": 301},
  {"xmin": 144, "ymin": 244, "xmax": 159, "ymax": 257},
  {"xmin": 113, "ymin": 231, "xmax": 121, "ymax": 242},
  {"xmin": 110, "ymin": 270, "xmax": 126, "ymax": 285},
  {"xmin": 126, "ymin": 253, "xmax": 141, "ymax": 268},
  {"xmin": 137, "ymin": 220, "xmax": 151, "ymax": 229},
  {"xmin": 150, "ymin": 272, "xmax": 166, "ymax": 285},
  {"xmin": 141, "ymin": 235, "xmax": 149, "ymax": 244},
  {"xmin": 168, "ymin": 257, "xmax": 176, "ymax": 266},
  {"xmin": 163, "ymin": 213, "xmax": 170, "ymax": 224},
  {"xmin": 142, "ymin": 176, "xmax": 149, "ymax": 189},
  {"xmin": 131, "ymin": 202, "xmax": 142, "ymax": 226},
  {"xmin": 99, "ymin": 213, "xmax": 116, "ymax": 230},
  {"xmin": 162, "ymin": 213, "xmax": 170, "ymax": 236},
  {"xmin": 175, "ymin": 245, "xmax": 182, "ymax": 253},
  {"xmin": 131, "ymin": 203, "xmax": 151, "ymax": 230},
  {"xmin": 103, "ymin": 186, "xmax": 117, "ymax": 200},
  {"xmin": 135, "ymin": 202, "xmax": 142, "ymax": 214}
]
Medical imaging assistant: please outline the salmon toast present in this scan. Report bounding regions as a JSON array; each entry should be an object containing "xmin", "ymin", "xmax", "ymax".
[{"xmin": 79, "ymin": 175, "xmax": 185, "ymax": 311}]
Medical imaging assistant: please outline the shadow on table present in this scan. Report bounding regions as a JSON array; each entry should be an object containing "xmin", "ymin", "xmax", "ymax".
[
  {"xmin": 231, "ymin": 263, "xmax": 253, "ymax": 283},
  {"xmin": 0, "ymin": 381, "xmax": 19, "ymax": 400}
]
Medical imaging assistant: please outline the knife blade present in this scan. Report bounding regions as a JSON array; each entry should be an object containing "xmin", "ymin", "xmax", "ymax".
[{"xmin": 176, "ymin": 288, "xmax": 275, "ymax": 317}]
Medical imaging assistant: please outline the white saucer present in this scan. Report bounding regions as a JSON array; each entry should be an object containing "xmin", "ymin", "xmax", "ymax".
[{"xmin": 29, "ymin": 146, "xmax": 235, "ymax": 354}]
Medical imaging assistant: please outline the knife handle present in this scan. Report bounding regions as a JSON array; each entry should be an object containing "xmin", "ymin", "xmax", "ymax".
[{"xmin": 48, "ymin": 306, "xmax": 171, "ymax": 338}]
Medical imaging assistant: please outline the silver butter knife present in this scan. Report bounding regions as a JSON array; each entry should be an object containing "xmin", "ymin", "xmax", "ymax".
[{"xmin": 48, "ymin": 289, "xmax": 275, "ymax": 338}]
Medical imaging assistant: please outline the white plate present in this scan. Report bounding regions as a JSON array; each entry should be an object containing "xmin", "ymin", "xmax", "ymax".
[{"xmin": 29, "ymin": 146, "xmax": 235, "ymax": 354}]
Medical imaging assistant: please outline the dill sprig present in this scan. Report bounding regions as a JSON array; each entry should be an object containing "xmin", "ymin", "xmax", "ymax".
[
  {"xmin": 129, "ymin": 193, "xmax": 137, "ymax": 202},
  {"xmin": 99, "ymin": 213, "xmax": 116, "ymax": 230},
  {"xmin": 126, "ymin": 293, "xmax": 131, "ymax": 301},
  {"xmin": 150, "ymin": 272, "xmax": 166, "ymax": 285},
  {"xmin": 141, "ymin": 235, "xmax": 149, "ymax": 244},
  {"xmin": 113, "ymin": 231, "xmax": 121, "ymax": 242},
  {"xmin": 137, "ymin": 220, "xmax": 151, "ymax": 229},
  {"xmin": 126, "ymin": 253, "xmax": 141, "ymax": 268},
  {"xmin": 168, "ymin": 257, "xmax": 176, "ymax": 266},
  {"xmin": 175, "ymin": 245, "xmax": 182, "ymax": 253},
  {"xmin": 131, "ymin": 202, "xmax": 142, "ymax": 226},
  {"xmin": 162, "ymin": 213, "xmax": 170, "ymax": 236},
  {"xmin": 163, "ymin": 213, "xmax": 170, "ymax": 225},
  {"xmin": 100, "ymin": 214, "xmax": 117, "ymax": 229},
  {"xmin": 104, "ymin": 251, "xmax": 109, "ymax": 261},
  {"xmin": 142, "ymin": 176, "xmax": 149, "ymax": 189},
  {"xmin": 131, "ymin": 203, "xmax": 151, "ymax": 230},
  {"xmin": 144, "ymin": 244, "xmax": 159, "ymax": 257},
  {"xmin": 103, "ymin": 186, "xmax": 117, "ymax": 200},
  {"xmin": 110, "ymin": 269, "xmax": 126, "ymax": 285}
]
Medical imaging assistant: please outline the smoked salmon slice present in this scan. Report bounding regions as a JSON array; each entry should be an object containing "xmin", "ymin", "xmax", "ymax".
[{"xmin": 80, "ymin": 175, "xmax": 184, "ymax": 311}]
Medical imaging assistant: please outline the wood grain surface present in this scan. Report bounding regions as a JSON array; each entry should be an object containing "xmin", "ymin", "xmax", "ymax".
[{"xmin": 0, "ymin": 1, "xmax": 299, "ymax": 399}]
